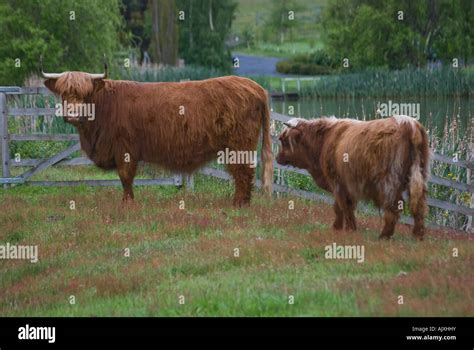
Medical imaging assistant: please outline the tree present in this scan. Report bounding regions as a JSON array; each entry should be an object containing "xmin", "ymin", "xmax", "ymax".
[
  {"xmin": 121, "ymin": 0, "xmax": 149, "ymax": 62},
  {"xmin": 148, "ymin": 0, "xmax": 178, "ymax": 65},
  {"xmin": 176, "ymin": 0, "xmax": 237, "ymax": 72},
  {"xmin": 321, "ymin": 0, "xmax": 474, "ymax": 69},
  {"xmin": 265, "ymin": 0, "xmax": 305, "ymax": 44},
  {"xmin": 0, "ymin": 0, "xmax": 124, "ymax": 85}
]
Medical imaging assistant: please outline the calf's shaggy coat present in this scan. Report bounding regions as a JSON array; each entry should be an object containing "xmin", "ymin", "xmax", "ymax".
[
  {"xmin": 44, "ymin": 73, "xmax": 273, "ymax": 206},
  {"xmin": 276, "ymin": 116, "xmax": 429, "ymax": 239}
]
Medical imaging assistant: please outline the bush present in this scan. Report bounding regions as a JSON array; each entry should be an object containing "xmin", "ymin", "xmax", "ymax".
[
  {"xmin": 276, "ymin": 61, "xmax": 332, "ymax": 75},
  {"xmin": 276, "ymin": 50, "xmax": 339, "ymax": 75}
]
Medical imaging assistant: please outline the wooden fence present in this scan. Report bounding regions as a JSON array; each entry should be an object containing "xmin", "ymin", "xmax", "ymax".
[{"xmin": 1, "ymin": 87, "xmax": 473, "ymax": 231}]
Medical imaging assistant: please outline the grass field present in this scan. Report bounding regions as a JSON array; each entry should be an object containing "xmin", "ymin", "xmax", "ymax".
[
  {"xmin": 231, "ymin": 0, "xmax": 326, "ymax": 57},
  {"xmin": 0, "ymin": 166, "xmax": 472, "ymax": 316}
]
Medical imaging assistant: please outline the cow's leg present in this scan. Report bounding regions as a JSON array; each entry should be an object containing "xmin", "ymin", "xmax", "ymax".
[
  {"xmin": 226, "ymin": 164, "xmax": 254, "ymax": 207},
  {"xmin": 332, "ymin": 201, "xmax": 344, "ymax": 230},
  {"xmin": 345, "ymin": 197, "xmax": 357, "ymax": 231},
  {"xmin": 116, "ymin": 158, "xmax": 137, "ymax": 202},
  {"xmin": 379, "ymin": 209, "xmax": 400, "ymax": 239}
]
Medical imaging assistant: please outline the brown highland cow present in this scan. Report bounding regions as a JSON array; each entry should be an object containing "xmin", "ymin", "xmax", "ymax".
[
  {"xmin": 276, "ymin": 116, "xmax": 430, "ymax": 240},
  {"xmin": 41, "ymin": 63, "xmax": 273, "ymax": 206}
]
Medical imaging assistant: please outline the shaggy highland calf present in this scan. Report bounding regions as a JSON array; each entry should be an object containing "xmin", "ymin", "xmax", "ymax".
[
  {"xmin": 276, "ymin": 116, "xmax": 429, "ymax": 240},
  {"xmin": 42, "ymin": 64, "xmax": 273, "ymax": 206}
]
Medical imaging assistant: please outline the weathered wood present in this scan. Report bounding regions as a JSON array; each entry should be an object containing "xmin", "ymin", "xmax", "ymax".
[
  {"xmin": 274, "ymin": 162, "xmax": 309, "ymax": 176},
  {"xmin": 426, "ymin": 197, "xmax": 473, "ymax": 216},
  {"xmin": 27, "ymin": 178, "xmax": 177, "ymax": 187},
  {"xmin": 270, "ymin": 112, "xmax": 291, "ymax": 123},
  {"xmin": 184, "ymin": 174, "xmax": 194, "ymax": 191},
  {"xmin": 9, "ymin": 108, "xmax": 56, "ymax": 116},
  {"xmin": 430, "ymin": 152, "xmax": 473, "ymax": 169},
  {"xmin": 467, "ymin": 122, "xmax": 473, "ymax": 232},
  {"xmin": 0, "ymin": 93, "xmax": 9, "ymax": 188},
  {"xmin": 0, "ymin": 87, "xmax": 52, "ymax": 95},
  {"xmin": 10, "ymin": 157, "xmax": 92, "ymax": 167},
  {"xmin": 10, "ymin": 133, "xmax": 79, "ymax": 141},
  {"xmin": 173, "ymin": 173, "xmax": 183, "ymax": 186},
  {"xmin": 19, "ymin": 143, "xmax": 81, "ymax": 180},
  {"xmin": 0, "ymin": 177, "xmax": 25, "ymax": 184},
  {"xmin": 429, "ymin": 175, "xmax": 474, "ymax": 193}
]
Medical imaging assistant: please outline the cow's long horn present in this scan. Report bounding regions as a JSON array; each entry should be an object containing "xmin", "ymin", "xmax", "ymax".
[
  {"xmin": 89, "ymin": 54, "xmax": 108, "ymax": 80},
  {"xmin": 40, "ymin": 55, "xmax": 64, "ymax": 79}
]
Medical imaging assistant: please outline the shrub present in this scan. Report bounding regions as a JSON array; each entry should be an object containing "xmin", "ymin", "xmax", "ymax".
[{"xmin": 276, "ymin": 50, "xmax": 339, "ymax": 75}]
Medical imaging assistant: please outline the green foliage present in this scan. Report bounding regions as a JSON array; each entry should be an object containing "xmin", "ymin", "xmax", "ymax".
[
  {"xmin": 254, "ymin": 67, "xmax": 474, "ymax": 97},
  {"xmin": 176, "ymin": 0, "xmax": 237, "ymax": 72},
  {"xmin": 117, "ymin": 65, "xmax": 224, "ymax": 82},
  {"xmin": 264, "ymin": 0, "xmax": 306, "ymax": 44},
  {"xmin": 241, "ymin": 27, "xmax": 256, "ymax": 49},
  {"xmin": 0, "ymin": 0, "xmax": 125, "ymax": 85},
  {"xmin": 276, "ymin": 50, "xmax": 339, "ymax": 75},
  {"xmin": 321, "ymin": 0, "xmax": 474, "ymax": 69},
  {"xmin": 145, "ymin": 0, "xmax": 178, "ymax": 65}
]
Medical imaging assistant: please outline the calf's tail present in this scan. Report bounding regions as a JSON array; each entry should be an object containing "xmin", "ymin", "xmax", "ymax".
[{"xmin": 408, "ymin": 121, "xmax": 430, "ymax": 238}]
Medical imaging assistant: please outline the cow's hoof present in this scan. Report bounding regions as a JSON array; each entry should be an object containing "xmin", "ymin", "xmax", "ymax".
[
  {"xmin": 121, "ymin": 198, "xmax": 137, "ymax": 209},
  {"xmin": 233, "ymin": 199, "xmax": 250, "ymax": 207},
  {"xmin": 378, "ymin": 234, "xmax": 392, "ymax": 240}
]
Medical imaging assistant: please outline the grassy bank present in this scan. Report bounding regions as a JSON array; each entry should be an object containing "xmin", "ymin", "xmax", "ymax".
[{"xmin": 0, "ymin": 169, "xmax": 472, "ymax": 316}]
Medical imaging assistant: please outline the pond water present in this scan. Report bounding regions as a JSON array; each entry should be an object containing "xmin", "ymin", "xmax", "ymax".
[{"xmin": 270, "ymin": 96, "xmax": 473, "ymax": 138}]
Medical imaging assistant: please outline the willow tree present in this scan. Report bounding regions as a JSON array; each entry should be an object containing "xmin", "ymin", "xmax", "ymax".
[
  {"xmin": 176, "ymin": 0, "xmax": 237, "ymax": 72},
  {"xmin": 148, "ymin": 0, "xmax": 178, "ymax": 66}
]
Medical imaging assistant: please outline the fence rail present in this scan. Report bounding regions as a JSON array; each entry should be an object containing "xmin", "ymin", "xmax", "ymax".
[{"xmin": 0, "ymin": 87, "xmax": 473, "ymax": 231}]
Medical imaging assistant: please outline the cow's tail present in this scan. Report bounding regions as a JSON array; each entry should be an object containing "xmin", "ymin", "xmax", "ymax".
[
  {"xmin": 408, "ymin": 120, "xmax": 430, "ymax": 237},
  {"xmin": 261, "ymin": 93, "xmax": 273, "ymax": 196}
]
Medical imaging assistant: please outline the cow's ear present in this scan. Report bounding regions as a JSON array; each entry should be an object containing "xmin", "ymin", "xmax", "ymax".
[{"xmin": 44, "ymin": 79, "xmax": 58, "ymax": 94}]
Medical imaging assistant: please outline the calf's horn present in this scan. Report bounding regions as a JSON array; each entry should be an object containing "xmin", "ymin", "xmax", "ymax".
[{"xmin": 284, "ymin": 118, "xmax": 304, "ymax": 128}]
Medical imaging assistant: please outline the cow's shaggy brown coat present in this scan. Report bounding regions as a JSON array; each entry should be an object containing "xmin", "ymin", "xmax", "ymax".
[
  {"xmin": 44, "ymin": 73, "xmax": 273, "ymax": 206},
  {"xmin": 276, "ymin": 116, "xmax": 429, "ymax": 239}
]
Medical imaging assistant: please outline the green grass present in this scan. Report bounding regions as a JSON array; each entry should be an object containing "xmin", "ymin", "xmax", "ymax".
[
  {"xmin": 250, "ymin": 67, "xmax": 474, "ymax": 97},
  {"xmin": 0, "ymin": 167, "xmax": 472, "ymax": 316}
]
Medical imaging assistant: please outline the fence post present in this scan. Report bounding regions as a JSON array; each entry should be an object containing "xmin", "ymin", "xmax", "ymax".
[
  {"xmin": 0, "ymin": 93, "xmax": 9, "ymax": 189},
  {"xmin": 467, "ymin": 119, "xmax": 473, "ymax": 233},
  {"xmin": 186, "ymin": 174, "xmax": 194, "ymax": 191},
  {"xmin": 174, "ymin": 173, "xmax": 183, "ymax": 187}
]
